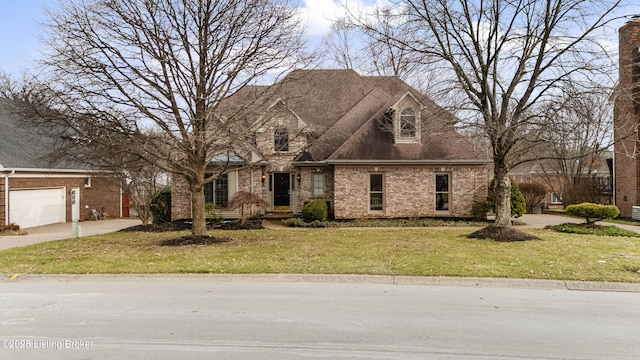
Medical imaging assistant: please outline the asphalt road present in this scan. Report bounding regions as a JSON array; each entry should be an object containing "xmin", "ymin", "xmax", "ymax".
[{"xmin": 1, "ymin": 276, "xmax": 639, "ymax": 359}]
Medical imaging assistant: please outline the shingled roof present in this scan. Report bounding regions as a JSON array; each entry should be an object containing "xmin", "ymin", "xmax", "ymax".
[
  {"xmin": 0, "ymin": 98, "xmax": 84, "ymax": 170},
  {"xmin": 220, "ymin": 69, "xmax": 489, "ymax": 164}
]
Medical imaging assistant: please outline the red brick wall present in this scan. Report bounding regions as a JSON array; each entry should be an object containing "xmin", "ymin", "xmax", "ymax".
[
  {"xmin": 8, "ymin": 175, "xmax": 121, "ymax": 222},
  {"xmin": 614, "ymin": 19, "xmax": 640, "ymax": 217}
]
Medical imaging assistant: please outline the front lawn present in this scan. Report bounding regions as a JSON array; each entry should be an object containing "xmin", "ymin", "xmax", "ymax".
[{"xmin": 1, "ymin": 227, "xmax": 639, "ymax": 282}]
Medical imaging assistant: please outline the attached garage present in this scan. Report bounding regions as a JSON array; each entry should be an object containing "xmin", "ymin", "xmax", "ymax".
[{"xmin": 9, "ymin": 188, "xmax": 66, "ymax": 228}]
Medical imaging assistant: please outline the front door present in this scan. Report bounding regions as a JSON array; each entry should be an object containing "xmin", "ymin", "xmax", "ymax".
[{"xmin": 273, "ymin": 173, "xmax": 291, "ymax": 210}]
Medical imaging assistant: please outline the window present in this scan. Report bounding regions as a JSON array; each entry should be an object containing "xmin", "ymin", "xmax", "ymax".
[
  {"xmin": 274, "ymin": 128, "xmax": 289, "ymax": 152},
  {"xmin": 551, "ymin": 192, "xmax": 562, "ymax": 204},
  {"xmin": 400, "ymin": 108, "xmax": 416, "ymax": 138},
  {"xmin": 204, "ymin": 173, "xmax": 229, "ymax": 207},
  {"xmin": 84, "ymin": 177, "xmax": 91, "ymax": 188},
  {"xmin": 435, "ymin": 174, "xmax": 449, "ymax": 211},
  {"xmin": 370, "ymin": 174, "xmax": 384, "ymax": 211},
  {"xmin": 313, "ymin": 173, "xmax": 324, "ymax": 196}
]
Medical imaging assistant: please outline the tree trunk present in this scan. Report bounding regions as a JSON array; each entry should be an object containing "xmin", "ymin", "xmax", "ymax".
[
  {"xmin": 494, "ymin": 165, "xmax": 512, "ymax": 228},
  {"xmin": 191, "ymin": 183, "xmax": 207, "ymax": 237}
]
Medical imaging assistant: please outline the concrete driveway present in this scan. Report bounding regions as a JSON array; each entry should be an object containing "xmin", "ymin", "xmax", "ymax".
[
  {"xmin": 519, "ymin": 213, "xmax": 640, "ymax": 233},
  {"xmin": 0, "ymin": 218, "xmax": 141, "ymax": 251}
]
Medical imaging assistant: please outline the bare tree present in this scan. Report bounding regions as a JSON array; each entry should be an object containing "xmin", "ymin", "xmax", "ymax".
[
  {"xmin": 322, "ymin": 10, "xmax": 437, "ymax": 94},
  {"xmin": 349, "ymin": 0, "xmax": 623, "ymax": 229},
  {"xmin": 529, "ymin": 89, "xmax": 614, "ymax": 205},
  {"xmin": 16, "ymin": 0, "xmax": 310, "ymax": 237}
]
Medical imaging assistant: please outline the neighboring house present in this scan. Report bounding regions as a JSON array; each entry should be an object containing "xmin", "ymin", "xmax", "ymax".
[
  {"xmin": 614, "ymin": 17, "xmax": 640, "ymax": 218},
  {"xmin": 510, "ymin": 153, "xmax": 614, "ymax": 208},
  {"xmin": 171, "ymin": 69, "xmax": 491, "ymax": 220},
  {"xmin": 0, "ymin": 99, "xmax": 123, "ymax": 228}
]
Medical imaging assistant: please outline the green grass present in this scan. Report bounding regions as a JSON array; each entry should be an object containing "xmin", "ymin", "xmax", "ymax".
[
  {"xmin": 546, "ymin": 223, "xmax": 640, "ymax": 237},
  {"xmin": 1, "ymin": 227, "xmax": 640, "ymax": 282}
]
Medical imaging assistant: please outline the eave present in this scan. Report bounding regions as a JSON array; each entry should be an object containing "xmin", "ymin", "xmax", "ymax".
[{"xmin": 325, "ymin": 159, "xmax": 492, "ymax": 166}]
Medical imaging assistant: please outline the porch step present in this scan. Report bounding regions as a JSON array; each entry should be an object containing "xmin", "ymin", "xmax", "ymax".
[{"xmin": 262, "ymin": 212, "xmax": 294, "ymax": 220}]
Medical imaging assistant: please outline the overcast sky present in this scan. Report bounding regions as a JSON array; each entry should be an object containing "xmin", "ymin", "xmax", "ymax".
[{"xmin": 0, "ymin": 0, "xmax": 636, "ymax": 78}]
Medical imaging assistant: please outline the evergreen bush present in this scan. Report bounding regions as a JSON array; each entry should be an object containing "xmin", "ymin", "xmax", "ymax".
[
  {"xmin": 301, "ymin": 200, "xmax": 328, "ymax": 222},
  {"xmin": 150, "ymin": 187, "xmax": 171, "ymax": 224}
]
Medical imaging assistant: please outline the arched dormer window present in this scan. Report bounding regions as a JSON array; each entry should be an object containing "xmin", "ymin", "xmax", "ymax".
[
  {"xmin": 400, "ymin": 108, "xmax": 416, "ymax": 138},
  {"xmin": 274, "ymin": 128, "xmax": 289, "ymax": 152}
]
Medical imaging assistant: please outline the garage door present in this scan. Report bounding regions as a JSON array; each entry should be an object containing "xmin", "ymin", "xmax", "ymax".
[{"xmin": 9, "ymin": 188, "xmax": 66, "ymax": 228}]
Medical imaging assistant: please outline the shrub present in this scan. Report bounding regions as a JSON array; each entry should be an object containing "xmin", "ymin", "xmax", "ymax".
[
  {"xmin": 227, "ymin": 191, "xmax": 269, "ymax": 224},
  {"xmin": 283, "ymin": 217, "xmax": 329, "ymax": 228},
  {"xmin": 487, "ymin": 178, "xmax": 526, "ymax": 218},
  {"xmin": 563, "ymin": 178, "xmax": 610, "ymax": 206},
  {"xmin": 518, "ymin": 182, "xmax": 547, "ymax": 214},
  {"xmin": 204, "ymin": 203, "xmax": 222, "ymax": 223},
  {"xmin": 565, "ymin": 203, "xmax": 620, "ymax": 224},
  {"xmin": 301, "ymin": 200, "xmax": 328, "ymax": 222},
  {"xmin": 471, "ymin": 200, "xmax": 491, "ymax": 221},
  {"xmin": 150, "ymin": 187, "xmax": 171, "ymax": 224},
  {"xmin": 545, "ymin": 222, "xmax": 639, "ymax": 237}
]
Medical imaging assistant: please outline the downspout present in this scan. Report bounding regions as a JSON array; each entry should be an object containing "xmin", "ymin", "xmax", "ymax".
[{"xmin": 4, "ymin": 170, "xmax": 15, "ymax": 226}]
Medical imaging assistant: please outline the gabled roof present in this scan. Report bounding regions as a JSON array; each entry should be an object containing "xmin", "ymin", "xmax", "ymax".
[
  {"xmin": 0, "ymin": 98, "xmax": 83, "ymax": 170},
  {"xmin": 219, "ymin": 69, "xmax": 489, "ymax": 164}
]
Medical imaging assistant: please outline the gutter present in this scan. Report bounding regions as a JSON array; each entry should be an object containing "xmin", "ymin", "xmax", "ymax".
[
  {"xmin": 324, "ymin": 159, "xmax": 492, "ymax": 166},
  {"xmin": 1, "ymin": 167, "xmax": 114, "ymax": 175}
]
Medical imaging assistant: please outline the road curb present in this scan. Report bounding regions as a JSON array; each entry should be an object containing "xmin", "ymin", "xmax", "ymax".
[{"xmin": 3, "ymin": 273, "xmax": 640, "ymax": 292}]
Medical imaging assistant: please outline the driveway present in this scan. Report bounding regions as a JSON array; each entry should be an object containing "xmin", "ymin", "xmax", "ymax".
[
  {"xmin": 519, "ymin": 213, "xmax": 640, "ymax": 233},
  {"xmin": 0, "ymin": 219, "xmax": 140, "ymax": 251}
]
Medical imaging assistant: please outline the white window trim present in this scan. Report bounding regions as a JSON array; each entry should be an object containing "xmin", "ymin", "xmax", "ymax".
[
  {"xmin": 394, "ymin": 106, "xmax": 421, "ymax": 144},
  {"xmin": 369, "ymin": 173, "xmax": 385, "ymax": 212},
  {"xmin": 435, "ymin": 173, "xmax": 450, "ymax": 212}
]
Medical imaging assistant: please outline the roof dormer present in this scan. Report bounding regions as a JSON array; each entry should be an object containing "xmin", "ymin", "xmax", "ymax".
[{"xmin": 391, "ymin": 92, "xmax": 422, "ymax": 144}]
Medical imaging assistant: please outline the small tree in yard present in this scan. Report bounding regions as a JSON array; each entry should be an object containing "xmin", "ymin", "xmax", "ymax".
[
  {"xmin": 227, "ymin": 191, "xmax": 269, "ymax": 224},
  {"xmin": 565, "ymin": 203, "xmax": 620, "ymax": 225}
]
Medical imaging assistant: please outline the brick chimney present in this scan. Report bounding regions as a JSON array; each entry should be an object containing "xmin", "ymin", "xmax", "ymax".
[{"xmin": 614, "ymin": 16, "xmax": 640, "ymax": 217}]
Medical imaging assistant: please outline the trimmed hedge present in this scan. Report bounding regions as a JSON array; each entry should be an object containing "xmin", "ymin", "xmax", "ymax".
[{"xmin": 565, "ymin": 203, "xmax": 620, "ymax": 224}]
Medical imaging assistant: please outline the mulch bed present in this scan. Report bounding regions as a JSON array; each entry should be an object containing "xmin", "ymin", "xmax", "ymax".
[
  {"xmin": 119, "ymin": 219, "xmax": 263, "ymax": 246},
  {"xmin": 119, "ymin": 219, "xmax": 263, "ymax": 233},
  {"xmin": 159, "ymin": 235, "xmax": 232, "ymax": 246},
  {"xmin": 467, "ymin": 226, "xmax": 540, "ymax": 242}
]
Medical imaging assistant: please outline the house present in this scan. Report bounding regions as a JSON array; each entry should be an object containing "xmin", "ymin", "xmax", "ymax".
[
  {"xmin": 0, "ymin": 98, "xmax": 123, "ymax": 228},
  {"xmin": 171, "ymin": 69, "xmax": 491, "ymax": 220},
  {"xmin": 510, "ymin": 153, "xmax": 613, "ymax": 209},
  {"xmin": 614, "ymin": 17, "xmax": 640, "ymax": 218}
]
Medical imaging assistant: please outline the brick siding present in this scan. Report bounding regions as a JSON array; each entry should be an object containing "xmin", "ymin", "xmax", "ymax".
[
  {"xmin": 332, "ymin": 165, "xmax": 489, "ymax": 219},
  {"xmin": 614, "ymin": 19, "xmax": 640, "ymax": 217},
  {"xmin": 2, "ymin": 175, "xmax": 121, "ymax": 225}
]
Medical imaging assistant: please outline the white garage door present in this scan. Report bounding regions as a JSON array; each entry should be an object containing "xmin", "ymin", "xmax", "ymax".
[{"xmin": 9, "ymin": 188, "xmax": 66, "ymax": 228}]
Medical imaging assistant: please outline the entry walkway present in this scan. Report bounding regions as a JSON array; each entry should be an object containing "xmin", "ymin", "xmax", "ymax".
[{"xmin": 0, "ymin": 218, "xmax": 140, "ymax": 251}]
